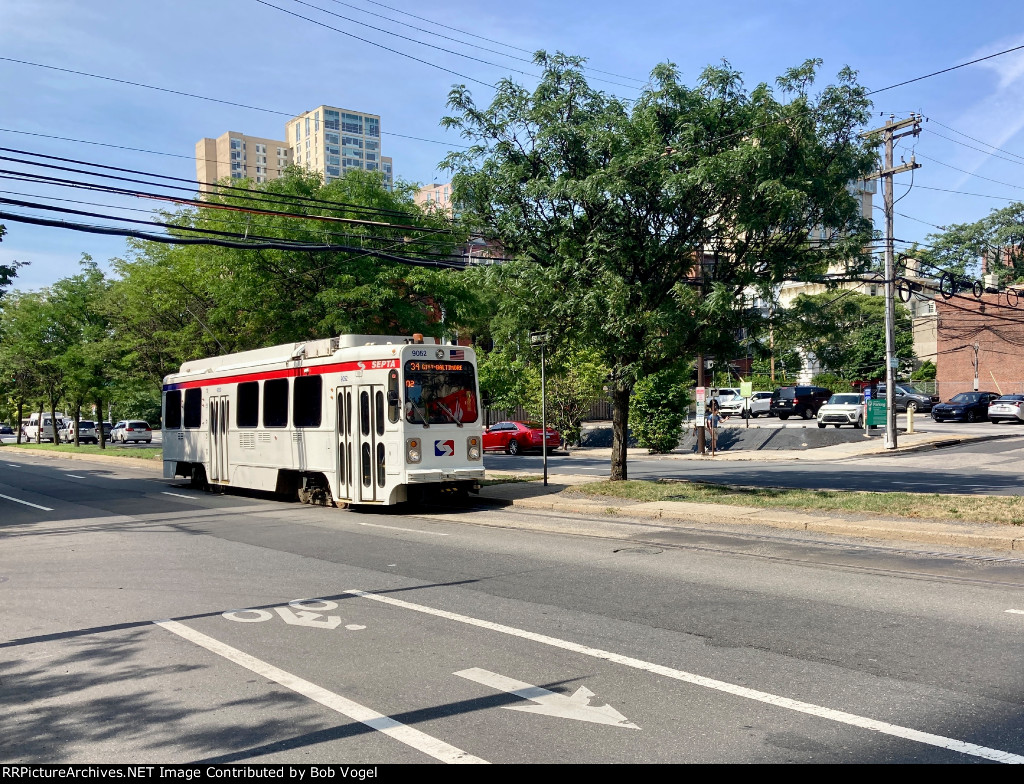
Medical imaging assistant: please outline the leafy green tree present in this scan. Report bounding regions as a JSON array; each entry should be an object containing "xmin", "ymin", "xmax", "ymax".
[
  {"xmin": 442, "ymin": 53, "xmax": 875, "ymax": 478},
  {"xmin": 786, "ymin": 292, "xmax": 914, "ymax": 381},
  {"xmin": 921, "ymin": 202, "xmax": 1024, "ymax": 284},
  {"xmin": 0, "ymin": 225, "xmax": 27, "ymax": 298},
  {"xmin": 110, "ymin": 169, "xmax": 479, "ymax": 389},
  {"xmin": 911, "ymin": 359, "xmax": 936, "ymax": 381},
  {"xmin": 631, "ymin": 366, "xmax": 691, "ymax": 453}
]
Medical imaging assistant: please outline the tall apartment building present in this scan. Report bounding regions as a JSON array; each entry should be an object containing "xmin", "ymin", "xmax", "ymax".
[
  {"xmin": 196, "ymin": 133, "xmax": 292, "ymax": 191},
  {"xmin": 196, "ymin": 104, "xmax": 393, "ymax": 193}
]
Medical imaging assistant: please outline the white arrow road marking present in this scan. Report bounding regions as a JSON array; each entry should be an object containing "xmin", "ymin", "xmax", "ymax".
[
  {"xmin": 347, "ymin": 589, "xmax": 1024, "ymax": 764},
  {"xmin": 154, "ymin": 620, "xmax": 487, "ymax": 764},
  {"xmin": 455, "ymin": 667, "xmax": 638, "ymax": 729},
  {"xmin": 274, "ymin": 605, "xmax": 342, "ymax": 629},
  {"xmin": 0, "ymin": 492, "xmax": 54, "ymax": 511},
  {"xmin": 1006, "ymin": 609, "xmax": 1024, "ymax": 615}
]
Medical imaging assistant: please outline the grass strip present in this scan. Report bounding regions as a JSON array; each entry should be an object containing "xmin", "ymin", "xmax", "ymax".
[
  {"xmin": 1, "ymin": 442, "xmax": 163, "ymax": 460},
  {"xmin": 567, "ymin": 479, "xmax": 1024, "ymax": 526}
]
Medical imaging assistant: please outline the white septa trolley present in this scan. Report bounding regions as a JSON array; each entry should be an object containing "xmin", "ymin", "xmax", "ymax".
[{"xmin": 162, "ymin": 334, "xmax": 484, "ymax": 505}]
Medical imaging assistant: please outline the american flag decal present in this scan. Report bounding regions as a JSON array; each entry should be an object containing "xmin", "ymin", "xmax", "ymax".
[{"xmin": 450, "ymin": 349, "xmax": 465, "ymax": 360}]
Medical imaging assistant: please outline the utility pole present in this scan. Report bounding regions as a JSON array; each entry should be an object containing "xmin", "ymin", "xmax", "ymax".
[{"xmin": 862, "ymin": 115, "xmax": 921, "ymax": 450}]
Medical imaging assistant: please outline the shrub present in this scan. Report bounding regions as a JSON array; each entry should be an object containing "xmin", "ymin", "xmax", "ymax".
[
  {"xmin": 811, "ymin": 372, "xmax": 852, "ymax": 393},
  {"xmin": 631, "ymin": 369, "xmax": 691, "ymax": 454}
]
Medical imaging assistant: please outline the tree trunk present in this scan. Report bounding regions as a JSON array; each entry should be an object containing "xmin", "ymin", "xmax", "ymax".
[
  {"xmin": 36, "ymin": 402, "xmax": 43, "ymax": 443},
  {"xmin": 74, "ymin": 404, "xmax": 81, "ymax": 447},
  {"xmin": 97, "ymin": 398, "xmax": 105, "ymax": 449},
  {"xmin": 610, "ymin": 384, "xmax": 630, "ymax": 481},
  {"xmin": 49, "ymin": 395, "xmax": 58, "ymax": 446},
  {"xmin": 16, "ymin": 399, "xmax": 23, "ymax": 444}
]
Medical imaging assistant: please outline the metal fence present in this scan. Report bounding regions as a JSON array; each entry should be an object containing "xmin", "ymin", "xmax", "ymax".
[{"xmin": 482, "ymin": 398, "xmax": 613, "ymax": 426}]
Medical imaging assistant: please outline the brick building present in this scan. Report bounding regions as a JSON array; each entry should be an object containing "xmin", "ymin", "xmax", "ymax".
[{"xmin": 934, "ymin": 291, "xmax": 1024, "ymax": 399}]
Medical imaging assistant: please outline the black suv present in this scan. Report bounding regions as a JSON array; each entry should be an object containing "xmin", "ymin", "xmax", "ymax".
[
  {"xmin": 875, "ymin": 383, "xmax": 939, "ymax": 413},
  {"xmin": 770, "ymin": 386, "xmax": 833, "ymax": 420}
]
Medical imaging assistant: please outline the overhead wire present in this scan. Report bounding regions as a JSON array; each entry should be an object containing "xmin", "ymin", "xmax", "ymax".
[
  {"xmin": 0, "ymin": 56, "xmax": 471, "ymax": 149},
  {"xmin": 865, "ymin": 43, "xmax": 1024, "ymax": 95},
  {"xmin": 254, "ymin": 0, "xmax": 496, "ymax": 89},
  {"xmin": 284, "ymin": 0, "xmax": 640, "ymax": 92},
  {"xmin": 322, "ymin": 0, "xmax": 645, "ymax": 85}
]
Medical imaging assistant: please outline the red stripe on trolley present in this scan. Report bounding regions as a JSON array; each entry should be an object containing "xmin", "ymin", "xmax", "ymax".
[{"xmin": 163, "ymin": 358, "xmax": 400, "ymax": 391}]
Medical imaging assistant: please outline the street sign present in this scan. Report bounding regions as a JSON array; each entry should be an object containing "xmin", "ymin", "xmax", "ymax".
[
  {"xmin": 696, "ymin": 402, "xmax": 706, "ymax": 420},
  {"xmin": 695, "ymin": 387, "xmax": 706, "ymax": 403},
  {"xmin": 866, "ymin": 399, "xmax": 887, "ymax": 426},
  {"xmin": 889, "ymin": 357, "xmax": 899, "ymax": 368},
  {"xmin": 529, "ymin": 331, "xmax": 549, "ymax": 346},
  {"xmin": 739, "ymin": 381, "xmax": 753, "ymax": 398}
]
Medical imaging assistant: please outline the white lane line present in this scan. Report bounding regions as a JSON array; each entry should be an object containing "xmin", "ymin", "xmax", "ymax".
[
  {"xmin": 1006, "ymin": 609, "xmax": 1024, "ymax": 615},
  {"xmin": 161, "ymin": 492, "xmax": 195, "ymax": 499},
  {"xmin": 358, "ymin": 522, "xmax": 449, "ymax": 536},
  {"xmin": 0, "ymin": 492, "xmax": 54, "ymax": 511},
  {"xmin": 7, "ymin": 464, "xmax": 19, "ymax": 468},
  {"xmin": 346, "ymin": 589, "xmax": 1024, "ymax": 765},
  {"xmin": 154, "ymin": 620, "xmax": 487, "ymax": 764},
  {"xmin": 66, "ymin": 474, "xmax": 86, "ymax": 479}
]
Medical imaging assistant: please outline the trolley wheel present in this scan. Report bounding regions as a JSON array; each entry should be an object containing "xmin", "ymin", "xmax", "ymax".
[
  {"xmin": 189, "ymin": 464, "xmax": 208, "ymax": 491},
  {"xmin": 506, "ymin": 439, "xmax": 520, "ymax": 455}
]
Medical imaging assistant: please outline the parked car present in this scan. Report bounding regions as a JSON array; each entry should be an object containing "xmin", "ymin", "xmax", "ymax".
[
  {"xmin": 717, "ymin": 395, "xmax": 746, "ymax": 417},
  {"xmin": 931, "ymin": 392, "xmax": 999, "ymax": 423},
  {"xmin": 744, "ymin": 391, "xmax": 775, "ymax": 418},
  {"xmin": 816, "ymin": 393, "xmax": 865, "ymax": 428},
  {"xmin": 23, "ymin": 412, "xmax": 67, "ymax": 442},
  {"xmin": 987, "ymin": 395, "xmax": 1024, "ymax": 424},
  {"xmin": 99, "ymin": 421, "xmax": 113, "ymax": 438},
  {"xmin": 59, "ymin": 420, "xmax": 99, "ymax": 444},
  {"xmin": 482, "ymin": 421, "xmax": 561, "ymax": 455},
  {"xmin": 711, "ymin": 388, "xmax": 741, "ymax": 407},
  {"xmin": 875, "ymin": 383, "xmax": 939, "ymax": 413},
  {"xmin": 110, "ymin": 420, "xmax": 153, "ymax": 443},
  {"xmin": 769, "ymin": 386, "xmax": 833, "ymax": 420},
  {"xmin": 0, "ymin": 423, "xmax": 13, "ymax": 435}
]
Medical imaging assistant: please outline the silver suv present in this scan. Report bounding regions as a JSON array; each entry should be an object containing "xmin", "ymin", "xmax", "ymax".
[
  {"xmin": 111, "ymin": 420, "xmax": 153, "ymax": 443},
  {"xmin": 59, "ymin": 420, "xmax": 98, "ymax": 444},
  {"xmin": 876, "ymin": 383, "xmax": 938, "ymax": 413}
]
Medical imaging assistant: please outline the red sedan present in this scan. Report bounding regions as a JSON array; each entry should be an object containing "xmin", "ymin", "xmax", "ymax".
[{"xmin": 483, "ymin": 421, "xmax": 561, "ymax": 455}]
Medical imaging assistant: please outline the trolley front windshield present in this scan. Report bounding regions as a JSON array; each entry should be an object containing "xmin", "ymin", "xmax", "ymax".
[{"xmin": 404, "ymin": 359, "xmax": 479, "ymax": 425}]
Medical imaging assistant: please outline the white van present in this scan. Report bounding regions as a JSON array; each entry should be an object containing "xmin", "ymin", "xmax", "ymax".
[{"xmin": 23, "ymin": 412, "xmax": 67, "ymax": 443}]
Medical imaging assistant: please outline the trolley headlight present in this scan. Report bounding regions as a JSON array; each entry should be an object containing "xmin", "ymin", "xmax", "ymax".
[
  {"xmin": 467, "ymin": 436, "xmax": 481, "ymax": 461},
  {"xmin": 406, "ymin": 438, "xmax": 421, "ymax": 463}
]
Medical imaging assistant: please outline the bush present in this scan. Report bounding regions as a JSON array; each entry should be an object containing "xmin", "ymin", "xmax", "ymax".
[
  {"xmin": 631, "ymin": 369, "xmax": 691, "ymax": 454},
  {"xmin": 811, "ymin": 372, "xmax": 852, "ymax": 393},
  {"xmin": 911, "ymin": 360, "xmax": 936, "ymax": 381}
]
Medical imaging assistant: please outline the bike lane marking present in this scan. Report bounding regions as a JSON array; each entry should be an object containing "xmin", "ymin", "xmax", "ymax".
[
  {"xmin": 0, "ymin": 492, "xmax": 54, "ymax": 511},
  {"xmin": 345, "ymin": 589, "xmax": 1024, "ymax": 764},
  {"xmin": 153, "ymin": 619, "xmax": 488, "ymax": 764}
]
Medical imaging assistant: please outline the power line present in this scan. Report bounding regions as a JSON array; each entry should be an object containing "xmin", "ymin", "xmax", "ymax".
[
  {"xmin": 911, "ymin": 151, "xmax": 1024, "ymax": 192},
  {"xmin": 322, "ymin": 0, "xmax": 645, "ymax": 86},
  {"xmin": 254, "ymin": 0, "xmax": 496, "ymax": 89},
  {"xmin": 866, "ymin": 43, "xmax": 1024, "ymax": 95},
  {"xmin": 922, "ymin": 127, "xmax": 1024, "ymax": 168},
  {"xmin": 0, "ymin": 144, "xmax": 436, "ymax": 221},
  {"xmin": 0, "ymin": 57, "xmax": 470, "ymax": 149},
  {"xmin": 923, "ymin": 117, "xmax": 1024, "ymax": 164},
  {"xmin": 0, "ymin": 208, "xmax": 469, "ymax": 268}
]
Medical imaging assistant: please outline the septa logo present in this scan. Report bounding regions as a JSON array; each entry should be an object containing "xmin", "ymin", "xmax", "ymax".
[{"xmin": 434, "ymin": 439, "xmax": 455, "ymax": 457}]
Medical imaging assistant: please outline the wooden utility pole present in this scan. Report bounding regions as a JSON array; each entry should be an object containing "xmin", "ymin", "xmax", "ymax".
[{"xmin": 862, "ymin": 115, "xmax": 921, "ymax": 450}]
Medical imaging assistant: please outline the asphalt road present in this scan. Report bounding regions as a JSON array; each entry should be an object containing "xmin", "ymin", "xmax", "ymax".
[{"xmin": 2, "ymin": 451, "xmax": 1024, "ymax": 764}]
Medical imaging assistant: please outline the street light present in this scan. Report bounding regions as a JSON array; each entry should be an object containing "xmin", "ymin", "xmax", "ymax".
[{"xmin": 464, "ymin": 237, "xmax": 489, "ymax": 266}]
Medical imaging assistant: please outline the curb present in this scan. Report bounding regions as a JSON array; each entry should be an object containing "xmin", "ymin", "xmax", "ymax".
[{"xmin": 0, "ymin": 445, "xmax": 163, "ymax": 472}]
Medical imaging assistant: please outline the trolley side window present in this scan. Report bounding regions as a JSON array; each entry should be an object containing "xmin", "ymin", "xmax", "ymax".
[
  {"xmin": 183, "ymin": 388, "xmax": 202, "ymax": 428},
  {"xmin": 293, "ymin": 376, "xmax": 322, "ymax": 428},
  {"xmin": 387, "ymin": 369, "xmax": 400, "ymax": 423},
  {"xmin": 164, "ymin": 390, "xmax": 182, "ymax": 430},
  {"xmin": 237, "ymin": 381, "xmax": 259, "ymax": 428},
  {"xmin": 263, "ymin": 379, "xmax": 289, "ymax": 428}
]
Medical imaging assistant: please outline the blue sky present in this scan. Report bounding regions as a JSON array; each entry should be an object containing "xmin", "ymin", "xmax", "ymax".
[{"xmin": 1, "ymin": 0, "xmax": 1022, "ymax": 291}]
